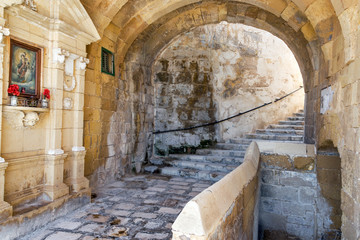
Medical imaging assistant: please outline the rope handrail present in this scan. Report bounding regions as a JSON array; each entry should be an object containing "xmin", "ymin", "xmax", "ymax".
[{"xmin": 152, "ymin": 86, "xmax": 303, "ymax": 135}]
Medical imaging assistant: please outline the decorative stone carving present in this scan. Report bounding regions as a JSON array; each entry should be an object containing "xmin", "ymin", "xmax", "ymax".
[
  {"xmin": 64, "ymin": 53, "xmax": 79, "ymax": 91},
  {"xmin": 53, "ymin": 48, "xmax": 70, "ymax": 64},
  {"xmin": 76, "ymin": 57, "xmax": 89, "ymax": 70},
  {"xmin": 0, "ymin": 27, "xmax": 10, "ymax": 44},
  {"xmin": 22, "ymin": 0, "xmax": 37, "ymax": 11},
  {"xmin": 63, "ymin": 97, "xmax": 73, "ymax": 110},
  {"xmin": 3, "ymin": 106, "xmax": 48, "ymax": 129},
  {"xmin": 23, "ymin": 111, "xmax": 39, "ymax": 127},
  {"xmin": 47, "ymin": 149, "xmax": 65, "ymax": 155}
]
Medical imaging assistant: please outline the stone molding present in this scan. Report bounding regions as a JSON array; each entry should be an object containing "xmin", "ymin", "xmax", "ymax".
[
  {"xmin": 5, "ymin": 2, "xmax": 100, "ymax": 44},
  {"xmin": 0, "ymin": 26, "xmax": 9, "ymax": 43},
  {"xmin": 72, "ymin": 146, "xmax": 85, "ymax": 152},
  {"xmin": 47, "ymin": 149, "xmax": 64, "ymax": 155}
]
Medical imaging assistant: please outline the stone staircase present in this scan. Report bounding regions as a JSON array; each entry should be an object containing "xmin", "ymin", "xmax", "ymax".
[{"xmin": 146, "ymin": 110, "xmax": 304, "ymax": 181}]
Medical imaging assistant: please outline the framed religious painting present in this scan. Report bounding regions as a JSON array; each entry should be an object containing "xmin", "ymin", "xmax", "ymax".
[{"xmin": 9, "ymin": 39, "xmax": 41, "ymax": 98}]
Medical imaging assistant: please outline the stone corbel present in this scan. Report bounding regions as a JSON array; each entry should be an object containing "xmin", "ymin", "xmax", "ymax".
[
  {"xmin": 3, "ymin": 106, "xmax": 48, "ymax": 129},
  {"xmin": 53, "ymin": 48, "xmax": 70, "ymax": 64},
  {"xmin": 76, "ymin": 57, "xmax": 89, "ymax": 71},
  {"xmin": 0, "ymin": 26, "xmax": 10, "ymax": 44}
]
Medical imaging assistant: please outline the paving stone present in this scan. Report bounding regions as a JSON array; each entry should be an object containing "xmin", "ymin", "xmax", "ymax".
[
  {"xmin": 159, "ymin": 207, "xmax": 181, "ymax": 214},
  {"xmin": 189, "ymin": 191, "xmax": 201, "ymax": 197},
  {"xmin": 17, "ymin": 174, "xmax": 215, "ymax": 240},
  {"xmin": 131, "ymin": 212, "xmax": 158, "ymax": 219},
  {"xmin": 53, "ymin": 221, "xmax": 82, "ymax": 230},
  {"xmin": 147, "ymin": 187, "xmax": 166, "ymax": 192},
  {"xmin": 170, "ymin": 184, "xmax": 190, "ymax": 190},
  {"xmin": 78, "ymin": 223, "xmax": 106, "ymax": 233},
  {"xmin": 192, "ymin": 187, "xmax": 207, "ymax": 192},
  {"xmin": 144, "ymin": 199, "xmax": 160, "ymax": 204},
  {"xmin": 86, "ymin": 214, "xmax": 110, "ymax": 223},
  {"xmin": 45, "ymin": 232, "xmax": 82, "ymax": 240},
  {"xmin": 134, "ymin": 232, "xmax": 168, "ymax": 239},
  {"xmin": 105, "ymin": 209, "xmax": 132, "ymax": 216},
  {"xmin": 144, "ymin": 221, "xmax": 163, "ymax": 229}
]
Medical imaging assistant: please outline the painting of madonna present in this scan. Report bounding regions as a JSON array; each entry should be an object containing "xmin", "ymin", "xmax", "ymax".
[{"xmin": 9, "ymin": 39, "xmax": 41, "ymax": 98}]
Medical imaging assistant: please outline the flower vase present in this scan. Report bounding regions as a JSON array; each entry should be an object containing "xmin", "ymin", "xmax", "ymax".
[
  {"xmin": 41, "ymin": 98, "xmax": 48, "ymax": 108},
  {"xmin": 10, "ymin": 96, "xmax": 17, "ymax": 106}
]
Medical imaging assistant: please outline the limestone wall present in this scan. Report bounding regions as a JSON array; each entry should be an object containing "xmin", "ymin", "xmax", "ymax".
[
  {"xmin": 84, "ymin": 23, "xmax": 125, "ymax": 188},
  {"xmin": 257, "ymin": 142, "xmax": 341, "ymax": 239},
  {"xmin": 152, "ymin": 23, "xmax": 304, "ymax": 153},
  {"xmin": 172, "ymin": 142, "xmax": 260, "ymax": 240},
  {"xmin": 0, "ymin": 1, "xmax": 98, "ymax": 237}
]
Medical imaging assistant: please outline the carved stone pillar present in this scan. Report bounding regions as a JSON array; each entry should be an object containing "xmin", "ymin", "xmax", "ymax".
[
  {"xmin": 43, "ymin": 151, "xmax": 69, "ymax": 200},
  {"xmin": 0, "ymin": 160, "xmax": 12, "ymax": 221},
  {"xmin": 64, "ymin": 147, "xmax": 89, "ymax": 193}
]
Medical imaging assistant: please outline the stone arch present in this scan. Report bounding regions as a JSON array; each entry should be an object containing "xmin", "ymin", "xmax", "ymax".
[{"xmin": 118, "ymin": 1, "xmax": 334, "ymax": 154}]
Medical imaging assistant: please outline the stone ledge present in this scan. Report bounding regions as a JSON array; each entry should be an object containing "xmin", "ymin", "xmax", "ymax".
[{"xmin": 172, "ymin": 142, "xmax": 260, "ymax": 239}]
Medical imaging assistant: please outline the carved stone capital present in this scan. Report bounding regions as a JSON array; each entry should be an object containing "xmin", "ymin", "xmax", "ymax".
[
  {"xmin": 0, "ymin": 26, "xmax": 10, "ymax": 44},
  {"xmin": 23, "ymin": 0, "xmax": 37, "ymax": 12}
]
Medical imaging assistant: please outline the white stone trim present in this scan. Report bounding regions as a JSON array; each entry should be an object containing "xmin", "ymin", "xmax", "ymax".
[
  {"xmin": 72, "ymin": 146, "xmax": 85, "ymax": 152},
  {"xmin": 53, "ymin": 48, "xmax": 70, "ymax": 64},
  {"xmin": 47, "ymin": 149, "xmax": 64, "ymax": 155},
  {"xmin": 0, "ymin": 26, "xmax": 10, "ymax": 43},
  {"xmin": 76, "ymin": 56, "xmax": 89, "ymax": 70},
  {"xmin": 0, "ymin": 157, "xmax": 5, "ymax": 163}
]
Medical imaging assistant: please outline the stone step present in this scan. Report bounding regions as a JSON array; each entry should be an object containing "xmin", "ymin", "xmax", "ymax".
[
  {"xmin": 160, "ymin": 167, "xmax": 227, "ymax": 182},
  {"xmin": 293, "ymin": 112, "xmax": 304, "ymax": 117},
  {"xmin": 267, "ymin": 124, "xmax": 304, "ymax": 130},
  {"xmin": 245, "ymin": 133, "xmax": 303, "ymax": 141},
  {"xmin": 196, "ymin": 149, "xmax": 246, "ymax": 158},
  {"xmin": 278, "ymin": 120, "xmax": 304, "ymax": 126},
  {"xmin": 169, "ymin": 160, "xmax": 238, "ymax": 172},
  {"xmin": 256, "ymin": 129, "xmax": 304, "ymax": 135},
  {"xmin": 168, "ymin": 154, "xmax": 243, "ymax": 165},
  {"xmin": 214, "ymin": 143, "xmax": 249, "ymax": 151},
  {"xmin": 228, "ymin": 138, "xmax": 253, "ymax": 144},
  {"xmin": 288, "ymin": 116, "xmax": 305, "ymax": 121}
]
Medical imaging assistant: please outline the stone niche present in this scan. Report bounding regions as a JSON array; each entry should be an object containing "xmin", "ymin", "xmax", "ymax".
[
  {"xmin": 0, "ymin": 1, "xmax": 99, "ymax": 238},
  {"xmin": 152, "ymin": 22, "xmax": 304, "ymax": 154}
]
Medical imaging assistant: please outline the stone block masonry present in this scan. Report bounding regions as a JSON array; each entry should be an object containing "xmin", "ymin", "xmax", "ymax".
[{"xmin": 258, "ymin": 142, "xmax": 341, "ymax": 240}]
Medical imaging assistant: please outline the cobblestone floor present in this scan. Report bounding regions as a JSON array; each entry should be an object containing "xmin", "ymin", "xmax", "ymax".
[{"xmin": 20, "ymin": 174, "xmax": 213, "ymax": 240}]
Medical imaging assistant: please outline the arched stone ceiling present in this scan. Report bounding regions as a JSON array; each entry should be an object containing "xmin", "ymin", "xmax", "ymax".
[{"xmin": 121, "ymin": 1, "xmax": 320, "ymax": 93}]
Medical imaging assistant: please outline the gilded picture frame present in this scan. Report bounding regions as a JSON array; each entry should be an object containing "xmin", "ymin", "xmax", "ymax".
[{"xmin": 9, "ymin": 39, "xmax": 41, "ymax": 98}]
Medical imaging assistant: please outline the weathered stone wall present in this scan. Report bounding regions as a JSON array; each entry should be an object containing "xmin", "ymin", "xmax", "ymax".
[
  {"xmin": 84, "ymin": 23, "xmax": 124, "ymax": 188},
  {"xmin": 258, "ymin": 142, "xmax": 341, "ymax": 239},
  {"xmin": 152, "ymin": 23, "xmax": 304, "ymax": 153}
]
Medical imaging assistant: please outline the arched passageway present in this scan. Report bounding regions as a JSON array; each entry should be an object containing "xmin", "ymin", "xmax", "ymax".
[{"xmin": 81, "ymin": 0, "xmax": 358, "ymax": 238}]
